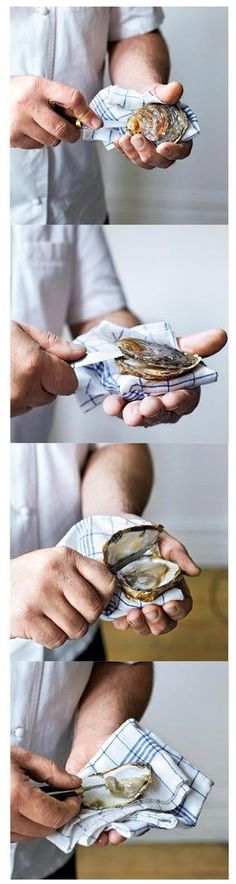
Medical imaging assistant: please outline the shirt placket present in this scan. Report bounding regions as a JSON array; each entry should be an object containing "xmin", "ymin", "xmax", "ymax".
[{"xmin": 29, "ymin": 7, "xmax": 56, "ymax": 223}]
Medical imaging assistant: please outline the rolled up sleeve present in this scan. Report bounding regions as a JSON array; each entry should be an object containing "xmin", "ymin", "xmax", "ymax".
[
  {"xmin": 67, "ymin": 225, "xmax": 126, "ymax": 326},
  {"xmin": 108, "ymin": 6, "xmax": 164, "ymax": 41}
]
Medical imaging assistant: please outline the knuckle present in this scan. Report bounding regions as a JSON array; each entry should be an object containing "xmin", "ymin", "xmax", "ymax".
[
  {"xmin": 69, "ymin": 89, "xmax": 82, "ymax": 108},
  {"xmin": 87, "ymin": 597, "xmax": 103, "ymax": 623},
  {"xmin": 54, "ymin": 121, "xmax": 68, "ymax": 140}
]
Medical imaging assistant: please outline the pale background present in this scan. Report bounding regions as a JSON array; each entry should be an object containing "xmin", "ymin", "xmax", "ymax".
[
  {"xmin": 139, "ymin": 662, "xmax": 228, "ymax": 842},
  {"xmin": 98, "ymin": 6, "xmax": 228, "ymax": 224},
  {"xmin": 50, "ymin": 224, "xmax": 228, "ymax": 444}
]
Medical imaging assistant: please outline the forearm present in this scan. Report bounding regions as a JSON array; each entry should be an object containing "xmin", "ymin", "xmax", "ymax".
[
  {"xmin": 70, "ymin": 307, "xmax": 140, "ymax": 337},
  {"xmin": 108, "ymin": 31, "xmax": 170, "ymax": 92},
  {"xmin": 77, "ymin": 662, "xmax": 153, "ymax": 735},
  {"xmin": 81, "ymin": 443, "xmax": 153, "ymax": 518}
]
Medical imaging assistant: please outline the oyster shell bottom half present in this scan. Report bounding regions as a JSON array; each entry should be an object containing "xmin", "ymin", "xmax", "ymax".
[
  {"xmin": 103, "ymin": 524, "xmax": 181, "ymax": 602},
  {"xmin": 116, "ymin": 338, "xmax": 201, "ymax": 382},
  {"xmin": 81, "ymin": 763, "xmax": 152, "ymax": 810},
  {"xmin": 126, "ymin": 103, "xmax": 188, "ymax": 144}
]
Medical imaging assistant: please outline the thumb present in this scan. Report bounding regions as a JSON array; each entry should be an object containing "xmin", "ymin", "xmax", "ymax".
[
  {"xmin": 23, "ymin": 751, "xmax": 81, "ymax": 789},
  {"xmin": 20, "ymin": 322, "xmax": 86, "ymax": 363},
  {"xmin": 43, "ymin": 80, "xmax": 102, "ymax": 129},
  {"xmin": 177, "ymin": 328, "xmax": 228, "ymax": 358},
  {"xmin": 153, "ymin": 81, "xmax": 184, "ymax": 104}
]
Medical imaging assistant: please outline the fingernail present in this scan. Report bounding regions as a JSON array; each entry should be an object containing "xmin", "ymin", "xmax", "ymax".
[
  {"xmin": 132, "ymin": 135, "xmax": 145, "ymax": 148},
  {"xmin": 91, "ymin": 116, "xmax": 102, "ymax": 129},
  {"xmin": 157, "ymin": 144, "xmax": 175, "ymax": 157},
  {"xmin": 145, "ymin": 609, "xmax": 159, "ymax": 622},
  {"xmin": 165, "ymin": 604, "xmax": 179, "ymax": 616},
  {"xmin": 73, "ymin": 343, "xmax": 86, "ymax": 353}
]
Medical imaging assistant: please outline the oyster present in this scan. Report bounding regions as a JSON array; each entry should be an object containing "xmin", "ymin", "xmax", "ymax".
[
  {"xmin": 116, "ymin": 338, "xmax": 200, "ymax": 381},
  {"xmin": 103, "ymin": 524, "xmax": 181, "ymax": 602},
  {"xmin": 81, "ymin": 763, "xmax": 152, "ymax": 810},
  {"xmin": 127, "ymin": 103, "xmax": 188, "ymax": 144}
]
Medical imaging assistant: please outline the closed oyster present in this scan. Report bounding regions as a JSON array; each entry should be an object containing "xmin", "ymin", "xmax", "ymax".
[
  {"xmin": 116, "ymin": 338, "xmax": 200, "ymax": 381},
  {"xmin": 103, "ymin": 524, "xmax": 181, "ymax": 602},
  {"xmin": 81, "ymin": 763, "xmax": 152, "ymax": 810},
  {"xmin": 127, "ymin": 103, "xmax": 188, "ymax": 144}
]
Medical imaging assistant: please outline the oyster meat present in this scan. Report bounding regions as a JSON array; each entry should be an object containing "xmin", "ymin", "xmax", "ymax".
[
  {"xmin": 116, "ymin": 338, "xmax": 200, "ymax": 381},
  {"xmin": 127, "ymin": 103, "xmax": 188, "ymax": 144},
  {"xmin": 81, "ymin": 763, "xmax": 152, "ymax": 810},
  {"xmin": 103, "ymin": 524, "xmax": 181, "ymax": 602}
]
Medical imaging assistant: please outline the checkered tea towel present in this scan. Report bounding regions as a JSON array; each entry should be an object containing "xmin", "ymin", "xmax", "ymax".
[
  {"xmin": 48, "ymin": 718, "xmax": 213, "ymax": 851},
  {"xmin": 72, "ymin": 321, "xmax": 218, "ymax": 413},
  {"xmin": 58, "ymin": 515, "xmax": 185, "ymax": 620},
  {"xmin": 81, "ymin": 86, "xmax": 200, "ymax": 150}
]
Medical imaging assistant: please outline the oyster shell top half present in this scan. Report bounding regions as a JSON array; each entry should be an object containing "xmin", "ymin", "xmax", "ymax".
[
  {"xmin": 116, "ymin": 338, "xmax": 201, "ymax": 381},
  {"xmin": 103, "ymin": 524, "xmax": 181, "ymax": 602},
  {"xmin": 81, "ymin": 762, "xmax": 152, "ymax": 810},
  {"xmin": 127, "ymin": 103, "xmax": 188, "ymax": 144}
]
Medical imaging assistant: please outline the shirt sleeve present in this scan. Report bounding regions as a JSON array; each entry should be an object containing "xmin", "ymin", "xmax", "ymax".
[
  {"xmin": 67, "ymin": 226, "xmax": 127, "ymax": 326},
  {"xmin": 108, "ymin": 7, "xmax": 164, "ymax": 41}
]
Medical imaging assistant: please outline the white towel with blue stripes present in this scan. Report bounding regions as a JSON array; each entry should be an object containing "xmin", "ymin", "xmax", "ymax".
[
  {"xmin": 81, "ymin": 86, "xmax": 200, "ymax": 151},
  {"xmin": 48, "ymin": 718, "xmax": 213, "ymax": 850},
  {"xmin": 58, "ymin": 515, "xmax": 185, "ymax": 619},
  {"xmin": 72, "ymin": 321, "xmax": 218, "ymax": 413}
]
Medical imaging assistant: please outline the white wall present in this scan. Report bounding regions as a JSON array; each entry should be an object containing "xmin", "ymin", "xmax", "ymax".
[
  {"xmin": 50, "ymin": 224, "xmax": 228, "ymax": 444},
  {"xmin": 139, "ymin": 662, "xmax": 228, "ymax": 842},
  {"xmin": 145, "ymin": 443, "xmax": 227, "ymax": 567},
  {"xmin": 99, "ymin": 6, "xmax": 228, "ymax": 224}
]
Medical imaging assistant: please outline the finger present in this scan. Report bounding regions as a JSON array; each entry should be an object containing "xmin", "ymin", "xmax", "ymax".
[
  {"xmin": 177, "ymin": 328, "xmax": 228, "ymax": 358},
  {"xmin": 126, "ymin": 609, "xmax": 151, "ymax": 635},
  {"xmin": 97, "ymin": 832, "xmax": 109, "ymax": 846},
  {"xmin": 139, "ymin": 396, "xmax": 168, "ymax": 420},
  {"xmin": 114, "ymin": 135, "xmax": 152, "ymax": 169},
  {"xmin": 153, "ymin": 81, "xmax": 184, "ymax": 104},
  {"xmin": 11, "ymin": 811, "xmax": 56, "ymax": 839},
  {"xmin": 21, "ymin": 786, "xmax": 81, "ymax": 830},
  {"xmin": 112, "ymin": 616, "xmax": 130, "ymax": 631},
  {"xmin": 22, "ymin": 119, "xmax": 62, "ymax": 148},
  {"xmin": 43, "ymin": 591, "xmax": 89, "ymax": 640},
  {"xmin": 73, "ymin": 553, "xmax": 117, "ymax": 601},
  {"xmin": 163, "ymin": 579, "xmax": 193, "ymax": 620},
  {"xmin": 122, "ymin": 401, "xmax": 145, "ymax": 426},
  {"xmin": 29, "ymin": 613, "xmax": 67, "ymax": 649},
  {"xmin": 103, "ymin": 394, "xmax": 126, "ymax": 417},
  {"xmin": 20, "ymin": 323, "xmax": 86, "ymax": 362},
  {"xmin": 156, "ymin": 139, "xmax": 192, "ymax": 162},
  {"xmin": 130, "ymin": 135, "xmax": 173, "ymax": 168},
  {"xmin": 108, "ymin": 831, "xmax": 126, "ymax": 845},
  {"xmin": 14, "ymin": 135, "xmax": 44, "ymax": 149},
  {"xmin": 143, "ymin": 605, "xmax": 178, "ymax": 635},
  {"xmin": 41, "ymin": 352, "xmax": 78, "ymax": 396},
  {"xmin": 159, "ymin": 388, "xmax": 201, "ymax": 417},
  {"xmin": 42, "ymin": 80, "xmax": 102, "ymax": 129},
  {"xmin": 27, "ymin": 389, "xmax": 57, "ymax": 409},
  {"xmin": 158, "ymin": 532, "xmax": 200, "ymax": 576},
  {"xmin": 32, "ymin": 103, "xmax": 81, "ymax": 144}
]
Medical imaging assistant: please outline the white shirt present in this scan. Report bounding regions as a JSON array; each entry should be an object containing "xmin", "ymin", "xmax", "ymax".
[
  {"xmin": 11, "ymin": 224, "xmax": 126, "ymax": 441},
  {"xmin": 11, "ymin": 661, "xmax": 94, "ymax": 879},
  {"xmin": 11, "ymin": 442, "xmax": 100, "ymax": 661},
  {"xmin": 10, "ymin": 6, "xmax": 164, "ymax": 223}
]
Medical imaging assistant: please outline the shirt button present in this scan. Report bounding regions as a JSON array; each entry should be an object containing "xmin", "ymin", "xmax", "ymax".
[
  {"xmin": 14, "ymin": 727, "xmax": 24, "ymax": 739},
  {"xmin": 20, "ymin": 506, "xmax": 30, "ymax": 517},
  {"xmin": 37, "ymin": 7, "xmax": 49, "ymax": 14},
  {"xmin": 32, "ymin": 197, "xmax": 42, "ymax": 206}
]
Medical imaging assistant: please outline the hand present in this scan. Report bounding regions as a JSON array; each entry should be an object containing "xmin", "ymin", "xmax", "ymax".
[
  {"xmin": 114, "ymin": 82, "xmax": 193, "ymax": 170},
  {"xmin": 11, "ymin": 746, "xmax": 81, "ymax": 842},
  {"xmin": 10, "ymin": 546, "xmax": 117, "ymax": 648},
  {"xmin": 10, "ymin": 75, "xmax": 101, "ymax": 149},
  {"xmin": 66, "ymin": 732, "xmax": 125, "ymax": 847},
  {"xmin": 112, "ymin": 526, "xmax": 200, "ymax": 636},
  {"xmin": 103, "ymin": 328, "xmax": 227, "ymax": 427},
  {"xmin": 11, "ymin": 321, "xmax": 86, "ymax": 416}
]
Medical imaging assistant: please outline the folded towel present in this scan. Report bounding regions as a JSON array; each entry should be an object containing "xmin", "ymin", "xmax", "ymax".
[
  {"xmin": 47, "ymin": 718, "xmax": 213, "ymax": 851},
  {"xmin": 81, "ymin": 86, "xmax": 200, "ymax": 151},
  {"xmin": 58, "ymin": 515, "xmax": 185, "ymax": 620},
  {"xmin": 72, "ymin": 321, "xmax": 218, "ymax": 413}
]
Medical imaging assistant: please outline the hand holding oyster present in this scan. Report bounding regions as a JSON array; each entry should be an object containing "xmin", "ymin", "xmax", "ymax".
[
  {"xmin": 103, "ymin": 524, "xmax": 181, "ymax": 602},
  {"xmin": 116, "ymin": 337, "xmax": 201, "ymax": 382}
]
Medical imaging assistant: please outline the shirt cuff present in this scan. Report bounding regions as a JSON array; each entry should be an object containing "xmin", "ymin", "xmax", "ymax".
[{"xmin": 108, "ymin": 7, "xmax": 164, "ymax": 42}]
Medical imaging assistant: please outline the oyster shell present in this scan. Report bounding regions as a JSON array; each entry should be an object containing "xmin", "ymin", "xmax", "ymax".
[
  {"xmin": 117, "ymin": 338, "xmax": 201, "ymax": 381},
  {"xmin": 81, "ymin": 763, "xmax": 152, "ymax": 810},
  {"xmin": 127, "ymin": 103, "xmax": 188, "ymax": 144},
  {"xmin": 103, "ymin": 524, "xmax": 181, "ymax": 602}
]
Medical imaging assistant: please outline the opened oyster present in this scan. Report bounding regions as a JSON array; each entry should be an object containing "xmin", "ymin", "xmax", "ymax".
[
  {"xmin": 81, "ymin": 763, "xmax": 152, "ymax": 810},
  {"xmin": 127, "ymin": 103, "xmax": 188, "ymax": 144},
  {"xmin": 116, "ymin": 338, "xmax": 200, "ymax": 381},
  {"xmin": 103, "ymin": 524, "xmax": 181, "ymax": 602}
]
